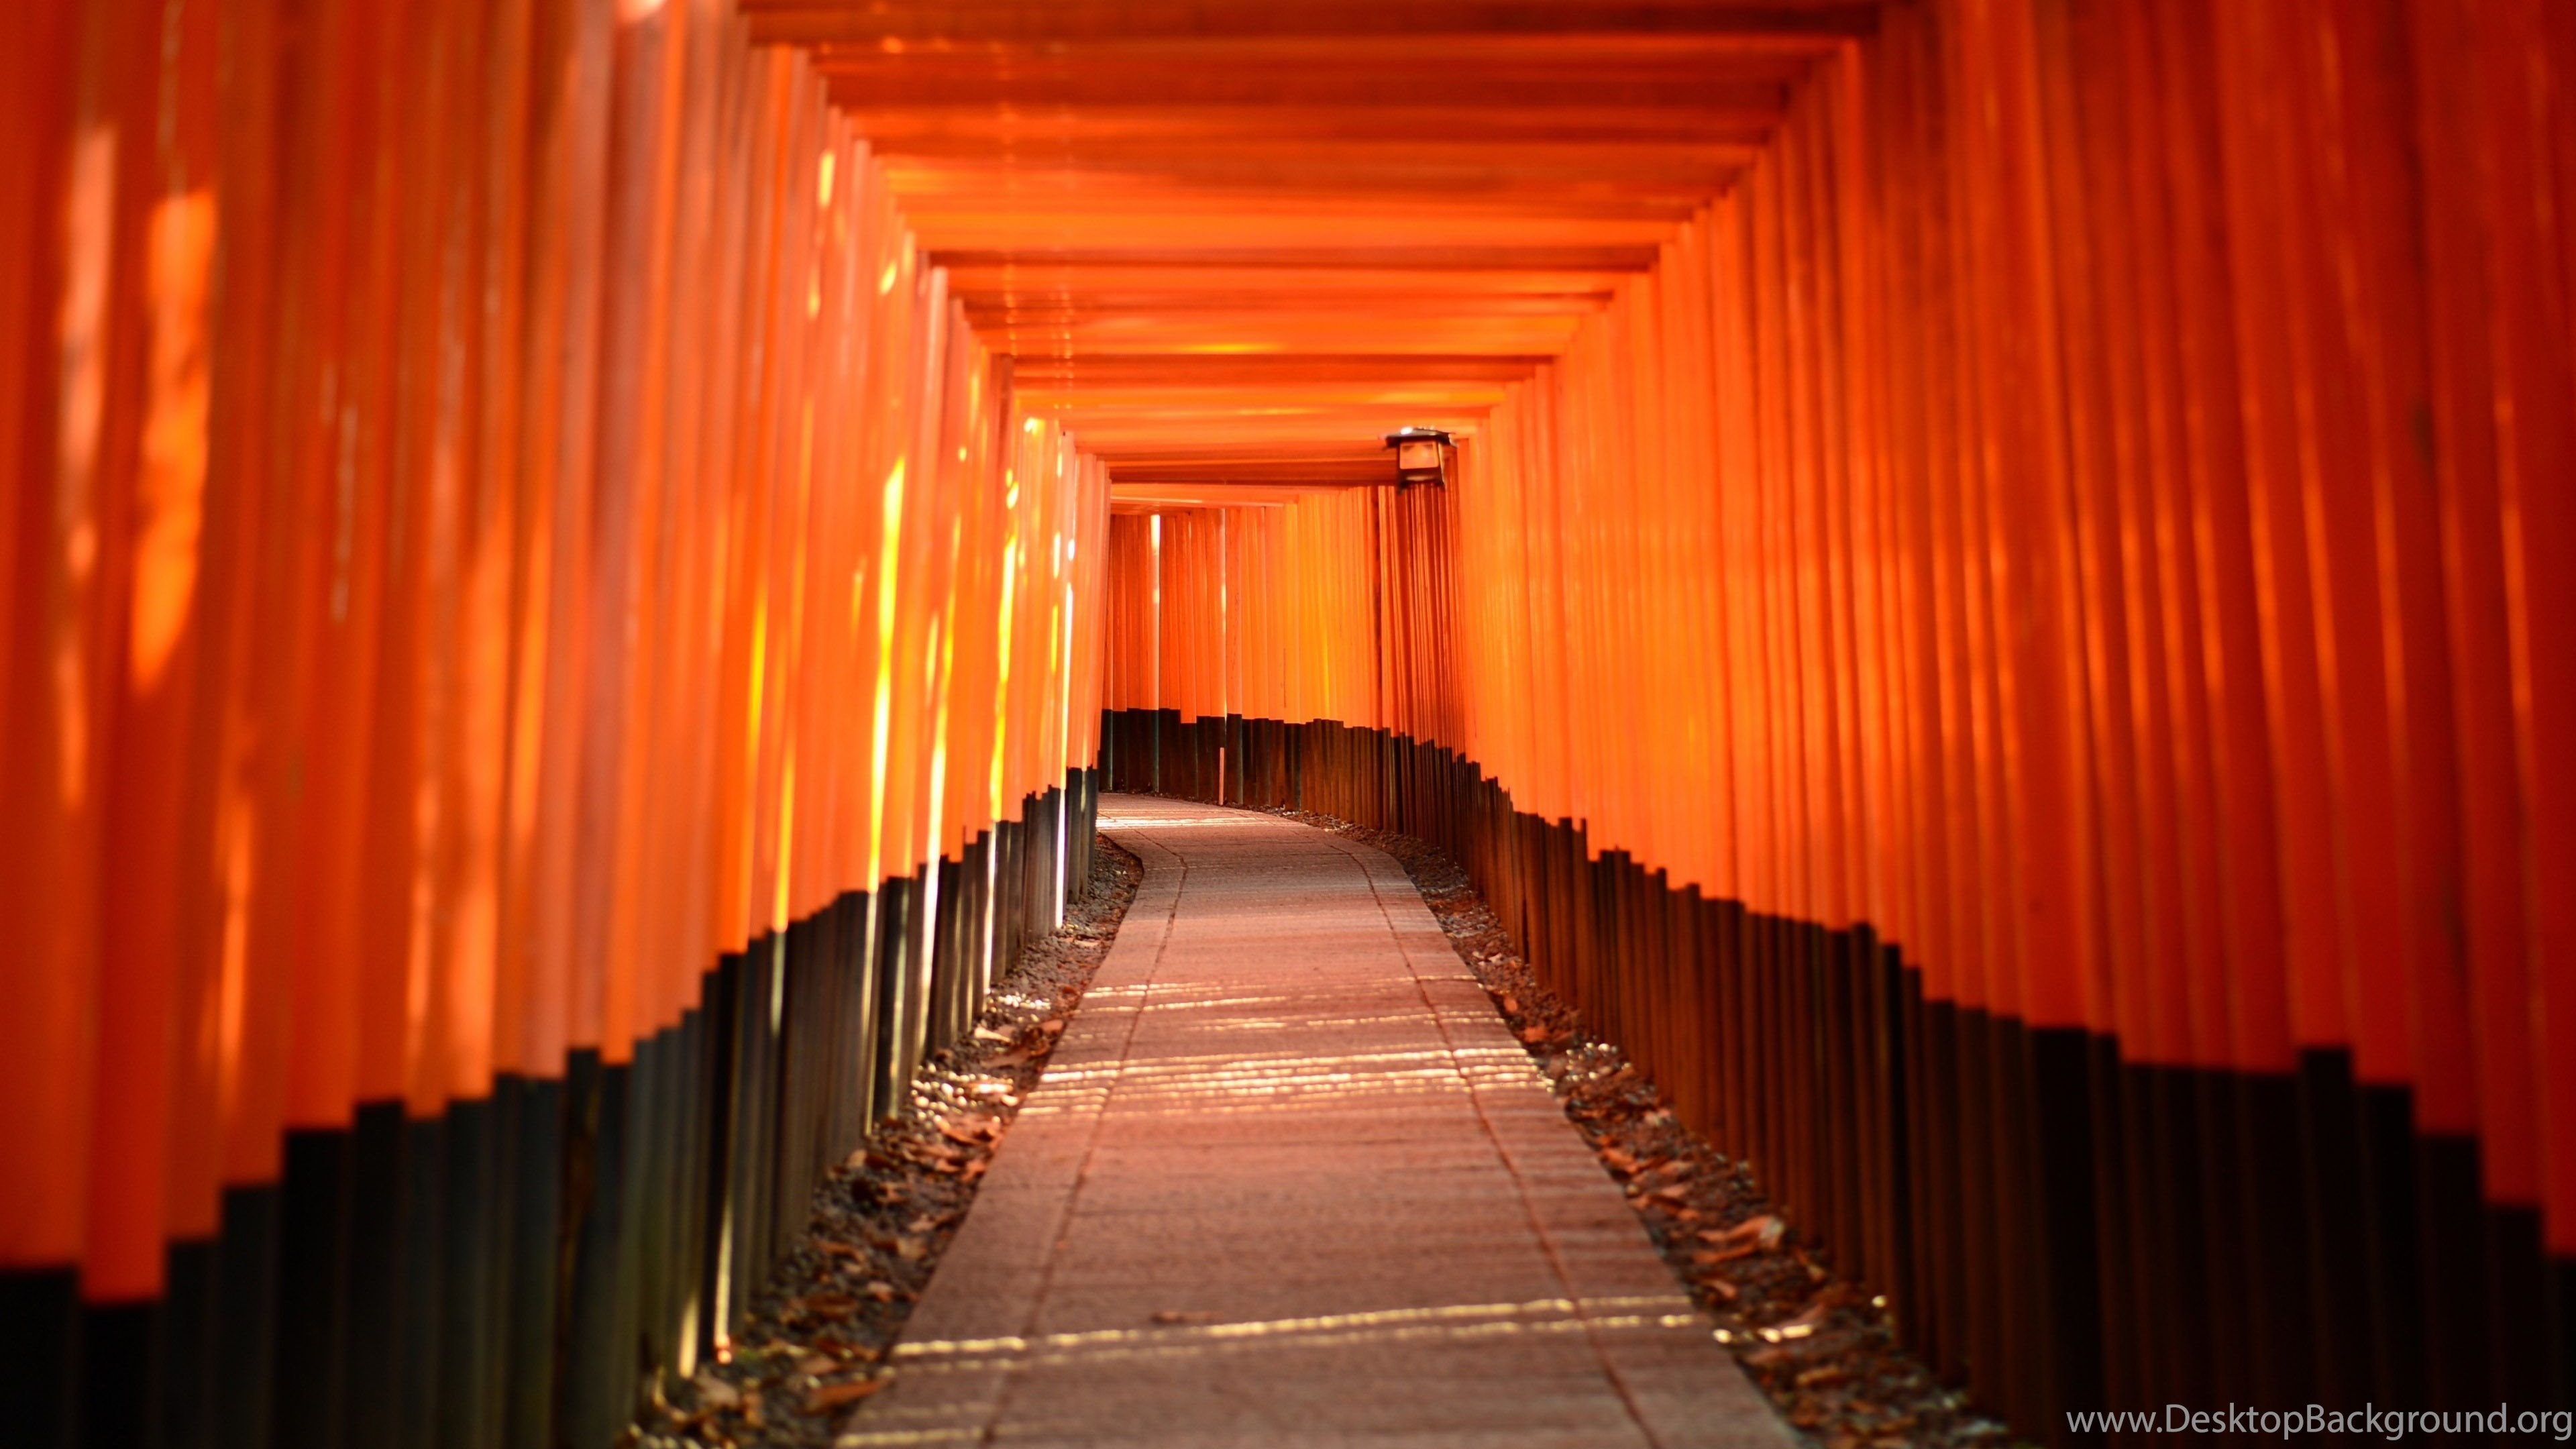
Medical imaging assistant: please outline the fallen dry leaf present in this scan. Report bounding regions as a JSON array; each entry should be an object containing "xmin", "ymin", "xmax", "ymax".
[
  {"xmin": 1796, "ymin": 1365, "xmax": 1849, "ymax": 1389},
  {"xmin": 1702, "ymin": 1214, "xmax": 1785, "ymax": 1252},
  {"xmin": 1772, "ymin": 1303, "xmax": 1831, "ymax": 1334},
  {"xmin": 1037, "ymin": 1018, "xmax": 1067, "ymax": 1036},
  {"xmin": 802, "ymin": 1378, "xmax": 883, "ymax": 1415},
  {"xmin": 692, "ymin": 1373, "xmax": 741, "ymax": 1409},
  {"xmin": 894, "ymin": 1236, "xmax": 928, "ymax": 1263},
  {"xmin": 939, "ymin": 1115, "xmax": 999, "ymax": 1146}
]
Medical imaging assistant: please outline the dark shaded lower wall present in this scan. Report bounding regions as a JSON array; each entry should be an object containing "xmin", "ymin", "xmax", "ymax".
[
  {"xmin": 6, "ymin": 771, "xmax": 1100, "ymax": 1449},
  {"xmin": 1104, "ymin": 708, "xmax": 2576, "ymax": 1444}
]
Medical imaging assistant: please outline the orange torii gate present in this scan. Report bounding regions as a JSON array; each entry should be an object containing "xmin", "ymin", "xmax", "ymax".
[
  {"xmin": 4, "ymin": 0, "xmax": 1107, "ymax": 1442},
  {"xmin": 9, "ymin": 0, "xmax": 2576, "ymax": 1446},
  {"xmin": 1093, "ymin": 2, "xmax": 2576, "ymax": 1440}
]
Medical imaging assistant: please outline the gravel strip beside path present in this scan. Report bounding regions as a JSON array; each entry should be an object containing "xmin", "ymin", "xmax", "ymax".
[
  {"xmin": 633, "ymin": 837, "xmax": 1144, "ymax": 1448},
  {"xmin": 1271, "ymin": 806, "xmax": 2017, "ymax": 1449}
]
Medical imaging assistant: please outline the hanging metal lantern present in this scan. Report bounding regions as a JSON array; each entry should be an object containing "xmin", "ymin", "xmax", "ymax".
[{"xmin": 1383, "ymin": 426, "xmax": 1454, "ymax": 489}]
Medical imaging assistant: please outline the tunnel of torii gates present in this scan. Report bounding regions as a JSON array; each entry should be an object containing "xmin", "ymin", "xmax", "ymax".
[{"xmin": 6, "ymin": 0, "xmax": 2576, "ymax": 1444}]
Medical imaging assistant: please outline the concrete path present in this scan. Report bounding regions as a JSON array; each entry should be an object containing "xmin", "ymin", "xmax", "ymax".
[{"xmin": 842, "ymin": 796, "xmax": 1792, "ymax": 1448}]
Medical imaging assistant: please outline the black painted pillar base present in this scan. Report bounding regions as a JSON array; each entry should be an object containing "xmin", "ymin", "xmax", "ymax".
[
  {"xmin": 1, "ymin": 1269, "xmax": 78, "ymax": 1449},
  {"xmin": 74, "ymin": 1299, "xmax": 156, "ymax": 1449}
]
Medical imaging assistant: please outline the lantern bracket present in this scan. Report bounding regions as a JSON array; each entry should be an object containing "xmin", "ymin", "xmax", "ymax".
[{"xmin": 1383, "ymin": 427, "xmax": 1454, "ymax": 489}]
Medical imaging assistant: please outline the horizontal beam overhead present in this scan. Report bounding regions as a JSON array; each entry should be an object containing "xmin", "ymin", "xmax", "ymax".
[
  {"xmin": 745, "ymin": 1, "xmax": 1880, "ymax": 42},
  {"xmin": 742, "ymin": 0, "xmax": 1843, "ymax": 479}
]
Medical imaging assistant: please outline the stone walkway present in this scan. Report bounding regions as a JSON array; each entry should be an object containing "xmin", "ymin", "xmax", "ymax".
[{"xmin": 841, "ymin": 796, "xmax": 1792, "ymax": 1448}]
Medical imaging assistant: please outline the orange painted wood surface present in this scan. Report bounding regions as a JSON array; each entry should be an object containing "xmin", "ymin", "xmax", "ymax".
[
  {"xmin": 1080, "ymin": 0, "xmax": 2576, "ymax": 1266},
  {"xmin": 9, "ymin": 2, "xmax": 2576, "ymax": 1437},
  {"xmin": 2, "ymin": 0, "xmax": 1109, "ymax": 1299}
]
